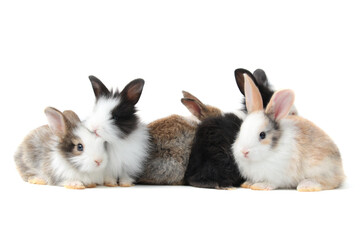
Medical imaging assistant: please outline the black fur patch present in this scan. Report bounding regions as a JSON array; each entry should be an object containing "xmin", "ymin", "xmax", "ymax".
[
  {"xmin": 97, "ymin": 88, "xmax": 140, "ymax": 138},
  {"xmin": 184, "ymin": 113, "xmax": 246, "ymax": 188},
  {"xmin": 111, "ymin": 94, "xmax": 139, "ymax": 137}
]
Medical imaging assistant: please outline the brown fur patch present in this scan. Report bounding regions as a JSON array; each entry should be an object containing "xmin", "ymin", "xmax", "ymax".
[
  {"xmin": 260, "ymin": 139, "xmax": 271, "ymax": 145},
  {"xmin": 63, "ymin": 110, "xmax": 81, "ymax": 126},
  {"xmin": 289, "ymin": 115, "xmax": 345, "ymax": 189},
  {"xmin": 181, "ymin": 91, "xmax": 222, "ymax": 121},
  {"xmin": 140, "ymin": 115, "xmax": 197, "ymax": 185},
  {"xmin": 148, "ymin": 115, "xmax": 197, "ymax": 142},
  {"xmin": 201, "ymin": 105, "xmax": 222, "ymax": 120},
  {"xmin": 292, "ymin": 116, "xmax": 340, "ymax": 165}
]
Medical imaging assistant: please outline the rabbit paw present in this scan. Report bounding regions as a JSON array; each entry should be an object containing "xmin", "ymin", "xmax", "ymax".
[
  {"xmin": 64, "ymin": 181, "xmax": 86, "ymax": 190},
  {"xmin": 119, "ymin": 176, "xmax": 135, "ymax": 187},
  {"xmin": 85, "ymin": 183, "xmax": 97, "ymax": 188},
  {"xmin": 104, "ymin": 178, "xmax": 118, "ymax": 187},
  {"xmin": 215, "ymin": 186, "xmax": 237, "ymax": 190},
  {"xmin": 297, "ymin": 179, "xmax": 322, "ymax": 192},
  {"xmin": 240, "ymin": 181, "xmax": 253, "ymax": 189},
  {"xmin": 250, "ymin": 182, "xmax": 275, "ymax": 191},
  {"xmin": 28, "ymin": 177, "xmax": 47, "ymax": 185},
  {"xmin": 119, "ymin": 182, "xmax": 135, "ymax": 187}
]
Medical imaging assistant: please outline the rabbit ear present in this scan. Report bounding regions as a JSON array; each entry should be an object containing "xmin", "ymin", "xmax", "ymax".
[
  {"xmin": 182, "ymin": 91, "xmax": 205, "ymax": 104},
  {"xmin": 234, "ymin": 68, "xmax": 257, "ymax": 95},
  {"xmin": 45, "ymin": 107, "xmax": 67, "ymax": 138},
  {"xmin": 121, "ymin": 79, "xmax": 145, "ymax": 105},
  {"xmin": 244, "ymin": 74, "xmax": 264, "ymax": 113},
  {"xmin": 63, "ymin": 110, "xmax": 81, "ymax": 126},
  {"xmin": 182, "ymin": 91, "xmax": 222, "ymax": 120},
  {"xmin": 265, "ymin": 89, "xmax": 295, "ymax": 121},
  {"xmin": 253, "ymin": 69, "xmax": 269, "ymax": 87},
  {"xmin": 182, "ymin": 91, "xmax": 207, "ymax": 111},
  {"xmin": 181, "ymin": 98, "xmax": 204, "ymax": 120},
  {"xmin": 89, "ymin": 75, "xmax": 110, "ymax": 99}
]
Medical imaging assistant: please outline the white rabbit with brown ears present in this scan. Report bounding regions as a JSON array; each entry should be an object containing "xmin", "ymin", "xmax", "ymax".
[
  {"xmin": 232, "ymin": 75, "xmax": 345, "ymax": 191},
  {"xmin": 86, "ymin": 76, "xmax": 150, "ymax": 187}
]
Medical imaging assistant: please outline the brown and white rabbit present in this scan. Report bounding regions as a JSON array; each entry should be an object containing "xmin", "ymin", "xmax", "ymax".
[
  {"xmin": 232, "ymin": 75, "xmax": 345, "ymax": 191},
  {"xmin": 138, "ymin": 91, "xmax": 222, "ymax": 185},
  {"xmin": 14, "ymin": 107, "xmax": 108, "ymax": 189}
]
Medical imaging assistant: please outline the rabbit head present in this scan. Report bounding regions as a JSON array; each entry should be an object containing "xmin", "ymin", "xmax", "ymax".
[
  {"xmin": 45, "ymin": 107, "xmax": 108, "ymax": 173},
  {"xmin": 86, "ymin": 76, "xmax": 145, "ymax": 143}
]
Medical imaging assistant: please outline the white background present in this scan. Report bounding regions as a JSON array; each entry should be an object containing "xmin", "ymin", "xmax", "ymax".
[{"xmin": 1, "ymin": 1, "xmax": 359, "ymax": 239}]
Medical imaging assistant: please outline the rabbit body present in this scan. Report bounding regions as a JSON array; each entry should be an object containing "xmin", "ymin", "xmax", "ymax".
[
  {"xmin": 233, "ymin": 76, "xmax": 344, "ymax": 191},
  {"xmin": 86, "ymin": 76, "xmax": 150, "ymax": 187},
  {"xmin": 138, "ymin": 91, "xmax": 222, "ymax": 185},
  {"xmin": 14, "ymin": 108, "xmax": 108, "ymax": 189}
]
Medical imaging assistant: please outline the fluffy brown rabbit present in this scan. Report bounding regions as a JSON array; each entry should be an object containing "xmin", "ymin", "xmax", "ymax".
[{"xmin": 138, "ymin": 91, "xmax": 222, "ymax": 185}]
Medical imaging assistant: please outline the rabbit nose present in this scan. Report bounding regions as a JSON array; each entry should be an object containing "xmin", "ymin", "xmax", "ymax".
[
  {"xmin": 94, "ymin": 159, "xmax": 103, "ymax": 166},
  {"xmin": 94, "ymin": 129, "xmax": 100, "ymax": 137},
  {"xmin": 242, "ymin": 150, "xmax": 249, "ymax": 158}
]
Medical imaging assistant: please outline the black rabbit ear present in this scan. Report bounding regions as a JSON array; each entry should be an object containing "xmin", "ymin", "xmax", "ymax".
[
  {"xmin": 234, "ymin": 68, "xmax": 256, "ymax": 96},
  {"xmin": 89, "ymin": 75, "xmax": 110, "ymax": 99},
  {"xmin": 121, "ymin": 79, "xmax": 145, "ymax": 105},
  {"xmin": 253, "ymin": 69, "xmax": 269, "ymax": 87}
]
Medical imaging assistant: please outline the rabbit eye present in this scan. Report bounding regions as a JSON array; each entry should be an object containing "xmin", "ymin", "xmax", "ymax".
[
  {"xmin": 77, "ymin": 143, "xmax": 84, "ymax": 151},
  {"xmin": 259, "ymin": 132, "xmax": 266, "ymax": 140}
]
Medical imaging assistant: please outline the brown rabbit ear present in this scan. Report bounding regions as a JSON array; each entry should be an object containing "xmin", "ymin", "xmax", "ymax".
[
  {"xmin": 244, "ymin": 74, "xmax": 264, "ymax": 113},
  {"xmin": 63, "ymin": 110, "xmax": 81, "ymax": 126},
  {"xmin": 121, "ymin": 79, "xmax": 145, "ymax": 105},
  {"xmin": 181, "ymin": 98, "xmax": 203, "ymax": 120},
  {"xmin": 265, "ymin": 89, "xmax": 295, "ymax": 121},
  {"xmin": 182, "ymin": 91, "xmax": 205, "ymax": 105},
  {"xmin": 89, "ymin": 75, "xmax": 110, "ymax": 100},
  {"xmin": 45, "ymin": 107, "xmax": 68, "ymax": 138}
]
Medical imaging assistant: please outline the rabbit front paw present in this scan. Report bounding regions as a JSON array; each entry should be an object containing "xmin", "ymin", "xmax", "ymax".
[
  {"xmin": 250, "ymin": 182, "xmax": 276, "ymax": 191},
  {"xmin": 63, "ymin": 180, "xmax": 86, "ymax": 190}
]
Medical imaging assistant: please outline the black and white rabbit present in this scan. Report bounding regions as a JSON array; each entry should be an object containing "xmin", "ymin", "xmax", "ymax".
[
  {"xmin": 86, "ymin": 76, "xmax": 150, "ymax": 187},
  {"xmin": 184, "ymin": 68, "xmax": 297, "ymax": 189}
]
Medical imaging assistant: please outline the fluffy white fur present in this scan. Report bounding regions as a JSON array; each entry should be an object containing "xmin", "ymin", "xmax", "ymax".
[
  {"xmin": 86, "ymin": 98, "xmax": 123, "ymax": 141},
  {"xmin": 104, "ymin": 123, "xmax": 150, "ymax": 185},
  {"xmin": 51, "ymin": 125, "xmax": 108, "ymax": 187},
  {"xmin": 85, "ymin": 97, "xmax": 150, "ymax": 186},
  {"xmin": 233, "ymin": 115, "xmax": 299, "ymax": 189}
]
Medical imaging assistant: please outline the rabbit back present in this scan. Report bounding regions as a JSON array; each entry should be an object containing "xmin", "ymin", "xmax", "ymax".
[
  {"xmin": 139, "ymin": 115, "xmax": 197, "ymax": 184},
  {"xmin": 185, "ymin": 113, "xmax": 245, "ymax": 188}
]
